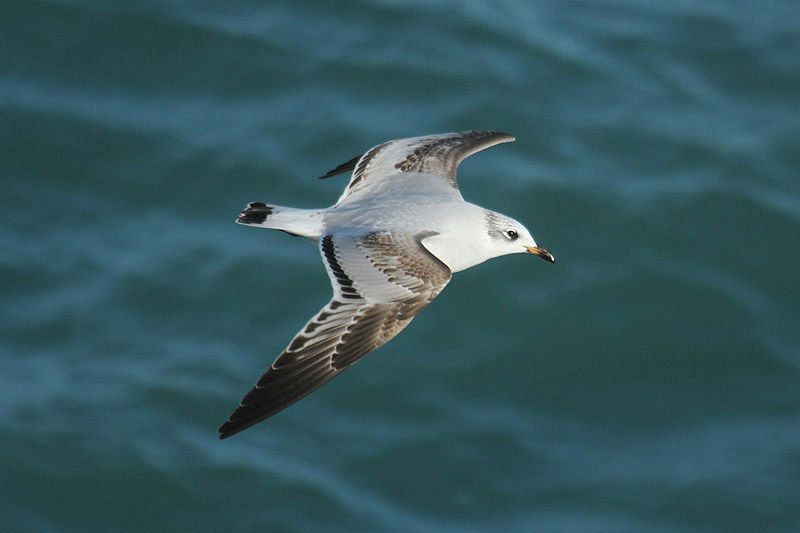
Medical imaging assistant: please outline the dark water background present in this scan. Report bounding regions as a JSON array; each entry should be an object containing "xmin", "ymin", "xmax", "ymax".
[{"xmin": 2, "ymin": 0, "xmax": 799, "ymax": 531}]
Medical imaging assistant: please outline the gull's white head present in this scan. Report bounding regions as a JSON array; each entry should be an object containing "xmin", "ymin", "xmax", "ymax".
[
  {"xmin": 483, "ymin": 210, "xmax": 555, "ymax": 263},
  {"xmin": 420, "ymin": 208, "xmax": 555, "ymax": 273}
]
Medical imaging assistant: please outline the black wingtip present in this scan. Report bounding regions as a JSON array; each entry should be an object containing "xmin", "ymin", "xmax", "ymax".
[
  {"xmin": 237, "ymin": 202, "xmax": 273, "ymax": 224},
  {"xmin": 318, "ymin": 154, "xmax": 361, "ymax": 179},
  {"xmin": 217, "ymin": 413, "xmax": 270, "ymax": 439},
  {"xmin": 218, "ymin": 417, "xmax": 251, "ymax": 440},
  {"xmin": 217, "ymin": 423, "xmax": 234, "ymax": 440}
]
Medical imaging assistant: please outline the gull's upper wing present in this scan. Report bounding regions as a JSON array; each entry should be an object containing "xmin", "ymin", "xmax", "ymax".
[
  {"xmin": 319, "ymin": 130, "xmax": 515, "ymax": 203},
  {"xmin": 218, "ymin": 231, "xmax": 451, "ymax": 439}
]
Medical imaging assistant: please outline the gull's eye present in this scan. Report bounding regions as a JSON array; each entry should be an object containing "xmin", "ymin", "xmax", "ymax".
[{"xmin": 504, "ymin": 229, "xmax": 519, "ymax": 240}]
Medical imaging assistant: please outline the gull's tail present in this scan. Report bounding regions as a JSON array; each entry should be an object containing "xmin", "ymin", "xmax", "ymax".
[{"xmin": 236, "ymin": 202, "xmax": 324, "ymax": 240}]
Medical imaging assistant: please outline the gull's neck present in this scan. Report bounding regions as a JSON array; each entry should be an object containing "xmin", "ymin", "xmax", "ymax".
[{"xmin": 419, "ymin": 203, "xmax": 494, "ymax": 272}]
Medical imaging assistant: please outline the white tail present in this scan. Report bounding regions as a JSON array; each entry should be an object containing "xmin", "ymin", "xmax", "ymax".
[{"xmin": 236, "ymin": 202, "xmax": 324, "ymax": 240}]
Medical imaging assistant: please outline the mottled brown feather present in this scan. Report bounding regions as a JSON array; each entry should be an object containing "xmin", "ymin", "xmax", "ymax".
[{"xmin": 218, "ymin": 231, "xmax": 451, "ymax": 439}]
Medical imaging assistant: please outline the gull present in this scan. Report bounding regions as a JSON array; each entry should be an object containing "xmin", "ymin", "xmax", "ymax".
[{"xmin": 218, "ymin": 130, "xmax": 554, "ymax": 439}]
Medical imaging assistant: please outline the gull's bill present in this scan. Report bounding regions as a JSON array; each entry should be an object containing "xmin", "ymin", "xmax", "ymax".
[{"xmin": 526, "ymin": 245, "xmax": 555, "ymax": 263}]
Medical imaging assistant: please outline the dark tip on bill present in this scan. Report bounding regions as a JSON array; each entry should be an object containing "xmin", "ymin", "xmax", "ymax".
[{"xmin": 528, "ymin": 246, "xmax": 555, "ymax": 263}]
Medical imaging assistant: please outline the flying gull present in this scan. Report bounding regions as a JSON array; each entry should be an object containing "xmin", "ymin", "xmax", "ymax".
[{"xmin": 219, "ymin": 130, "xmax": 554, "ymax": 439}]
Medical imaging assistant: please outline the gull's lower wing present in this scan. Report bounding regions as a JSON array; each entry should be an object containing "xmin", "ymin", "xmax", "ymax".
[{"xmin": 218, "ymin": 231, "xmax": 451, "ymax": 439}]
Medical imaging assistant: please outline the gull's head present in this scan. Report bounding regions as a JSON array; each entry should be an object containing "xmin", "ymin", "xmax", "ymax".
[{"xmin": 484, "ymin": 211, "xmax": 555, "ymax": 263}]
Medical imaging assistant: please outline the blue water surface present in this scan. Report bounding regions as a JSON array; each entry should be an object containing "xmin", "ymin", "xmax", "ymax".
[{"xmin": 2, "ymin": 0, "xmax": 799, "ymax": 531}]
